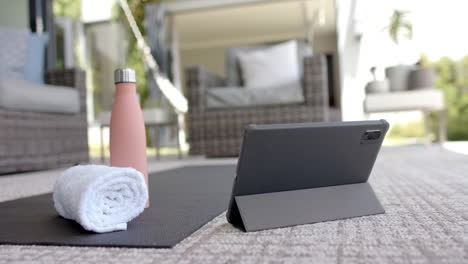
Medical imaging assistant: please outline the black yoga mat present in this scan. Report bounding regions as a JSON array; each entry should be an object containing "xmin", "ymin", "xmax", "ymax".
[{"xmin": 0, "ymin": 165, "xmax": 236, "ymax": 248}]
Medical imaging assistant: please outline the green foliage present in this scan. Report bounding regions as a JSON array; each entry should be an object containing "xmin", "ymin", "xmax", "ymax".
[
  {"xmin": 114, "ymin": 0, "xmax": 153, "ymax": 105},
  {"xmin": 53, "ymin": 0, "xmax": 82, "ymax": 69},
  {"xmin": 387, "ymin": 119, "xmax": 425, "ymax": 139},
  {"xmin": 53, "ymin": 0, "xmax": 81, "ymax": 20},
  {"xmin": 115, "ymin": 0, "xmax": 160, "ymax": 147},
  {"xmin": 426, "ymin": 55, "xmax": 468, "ymax": 140},
  {"xmin": 385, "ymin": 10, "xmax": 413, "ymax": 45}
]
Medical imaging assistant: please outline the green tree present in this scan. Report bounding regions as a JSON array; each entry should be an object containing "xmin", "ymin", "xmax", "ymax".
[
  {"xmin": 53, "ymin": 0, "xmax": 81, "ymax": 20},
  {"xmin": 114, "ymin": 0, "xmax": 153, "ymax": 105},
  {"xmin": 52, "ymin": 0, "xmax": 82, "ymax": 68},
  {"xmin": 114, "ymin": 0, "xmax": 161, "ymax": 146},
  {"xmin": 424, "ymin": 55, "xmax": 468, "ymax": 140}
]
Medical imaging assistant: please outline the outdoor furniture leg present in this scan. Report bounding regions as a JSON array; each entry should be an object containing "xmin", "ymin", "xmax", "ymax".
[
  {"xmin": 100, "ymin": 125, "xmax": 105, "ymax": 163},
  {"xmin": 150, "ymin": 126, "xmax": 160, "ymax": 160},
  {"xmin": 155, "ymin": 126, "xmax": 161, "ymax": 160},
  {"xmin": 176, "ymin": 121, "xmax": 182, "ymax": 159},
  {"xmin": 439, "ymin": 110, "xmax": 447, "ymax": 144},
  {"xmin": 423, "ymin": 110, "xmax": 432, "ymax": 145},
  {"xmin": 149, "ymin": 126, "xmax": 156, "ymax": 160}
]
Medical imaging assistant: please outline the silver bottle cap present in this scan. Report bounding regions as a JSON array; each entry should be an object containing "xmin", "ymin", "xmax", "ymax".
[{"xmin": 114, "ymin": 68, "xmax": 136, "ymax": 84}]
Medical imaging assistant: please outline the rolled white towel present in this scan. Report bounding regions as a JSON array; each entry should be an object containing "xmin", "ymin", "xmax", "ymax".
[{"xmin": 53, "ymin": 165, "xmax": 148, "ymax": 233}]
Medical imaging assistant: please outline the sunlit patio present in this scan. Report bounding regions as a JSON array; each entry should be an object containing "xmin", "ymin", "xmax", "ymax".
[{"xmin": 0, "ymin": 0, "xmax": 467, "ymax": 263}]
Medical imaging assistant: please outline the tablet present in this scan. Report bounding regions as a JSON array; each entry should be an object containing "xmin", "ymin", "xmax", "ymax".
[{"xmin": 227, "ymin": 120, "xmax": 389, "ymax": 230}]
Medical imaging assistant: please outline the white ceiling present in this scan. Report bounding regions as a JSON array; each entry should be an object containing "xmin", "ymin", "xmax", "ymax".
[{"xmin": 169, "ymin": 0, "xmax": 336, "ymax": 50}]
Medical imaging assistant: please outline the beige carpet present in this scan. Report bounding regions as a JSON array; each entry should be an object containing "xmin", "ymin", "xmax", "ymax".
[{"xmin": 0, "ymin": 146, "xmax": 467, "ymax": 264}]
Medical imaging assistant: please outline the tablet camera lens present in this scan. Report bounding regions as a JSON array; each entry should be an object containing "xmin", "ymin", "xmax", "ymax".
[{"xmin": 363, "ymin": 130, "xmax": 381, "ymax": 141}]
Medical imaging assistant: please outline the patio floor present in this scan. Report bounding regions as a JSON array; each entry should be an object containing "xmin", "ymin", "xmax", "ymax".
[{"xmin": 0, "ymin": 145, "xmax": 466, "ymax": 264}]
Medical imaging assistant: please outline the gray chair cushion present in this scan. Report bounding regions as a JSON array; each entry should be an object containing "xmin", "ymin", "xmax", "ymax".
[
  {"xmin": 0, "ymin": 27, "xmax": 29, "ymax": 80},
  {"xmin": 225, "ymin": 44, "xmax": 269, "ymax": 87},
  {"xmin": 206, "ymin": 81, "xmax": 304, "ymax": 109},
  {"xmin": 0, "ymin": 79, "xmax": 80, "ymax": 114},
  {"xmin": 224, "ymin": 40, "xmax": 312, "ymax": 87}
]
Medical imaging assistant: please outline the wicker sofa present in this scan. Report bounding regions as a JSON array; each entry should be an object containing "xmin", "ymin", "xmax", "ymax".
[
  {"xmin": 0, "ymin": 69, "xmax": 89, "ymax": 174},
  {"xmin": 186, "ymin": 54, "xmax": 332, "ymax": 157}
]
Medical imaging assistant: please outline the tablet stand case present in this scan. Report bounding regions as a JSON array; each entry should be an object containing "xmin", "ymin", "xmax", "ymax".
[
  {"xmin": 229, "ymin": 182, "xmax": 384, "ymax": 232},
  {"xmin": 227, "ymin": 120, "xmax": 389, "ymax": 232}
]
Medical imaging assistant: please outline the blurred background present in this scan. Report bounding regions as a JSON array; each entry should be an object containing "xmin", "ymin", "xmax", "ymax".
[{"xmin": 1, "ymin": 0, "xmax": 467, "ymax": 161}]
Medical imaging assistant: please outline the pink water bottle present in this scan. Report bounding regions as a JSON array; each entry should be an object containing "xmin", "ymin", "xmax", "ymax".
[{"xmin": 110, "ymin": 68, "xmax": 149, "ymax": 208}]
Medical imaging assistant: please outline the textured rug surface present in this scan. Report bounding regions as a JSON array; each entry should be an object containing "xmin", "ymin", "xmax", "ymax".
[{"xmin": 0, "ymin": 146, "xmax": 467, "ymax": 264}]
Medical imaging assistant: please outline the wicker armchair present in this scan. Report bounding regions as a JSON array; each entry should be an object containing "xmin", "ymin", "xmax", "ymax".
[
  {"xmin": 186, "ymin": 54, "xmax": 330, "ymax": 157},
  {"xmin": 0, "ymin": 69, "xmax": 89, "ymax": 174}
]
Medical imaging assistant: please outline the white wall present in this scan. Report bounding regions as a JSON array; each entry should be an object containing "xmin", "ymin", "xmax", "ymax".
[{"xmin": 336, "ymin": 0, "xmax": 365, "ymax": 121}]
